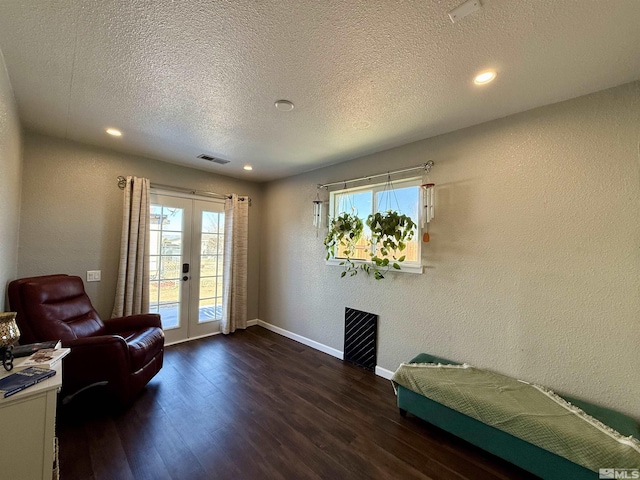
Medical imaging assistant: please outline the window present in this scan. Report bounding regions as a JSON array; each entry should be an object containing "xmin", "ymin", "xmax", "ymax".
[{"xmin": 328, "ymin": 177, "xmax": 422, "ymax": 272}]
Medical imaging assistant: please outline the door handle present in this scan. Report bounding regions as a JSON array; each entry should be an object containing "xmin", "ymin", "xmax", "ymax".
[{"xmin": 182, "ymin": 276, "xmax": 189, "ymax": 281}]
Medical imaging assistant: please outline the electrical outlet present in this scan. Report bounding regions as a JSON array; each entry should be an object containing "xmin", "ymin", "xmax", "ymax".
[{"xmin": 87, "ymin": 270, "xmax": 101, "ymax": 282}]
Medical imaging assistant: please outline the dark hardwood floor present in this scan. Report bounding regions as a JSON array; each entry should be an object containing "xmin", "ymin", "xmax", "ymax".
[{"xmin": 57, "ymin": 326, "xmax": 537, "ymax": 480}]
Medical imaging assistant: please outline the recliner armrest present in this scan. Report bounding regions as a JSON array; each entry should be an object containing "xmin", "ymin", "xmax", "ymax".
[
  {"xmin": 63, "ymin": 334, "xmax": 129, "ymax": 349},
  {"xmin": 63, "ymin": 334, "xmax": 131, "ymax": 375},
  {"xmin": 103, "ymin": 313, "xmax": 162, "ymax": 333}
]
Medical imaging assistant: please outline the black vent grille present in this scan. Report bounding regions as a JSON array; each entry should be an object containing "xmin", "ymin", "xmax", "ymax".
[
  {"xmin": 197, "ymin": 154, "xmax": 230, "ymax": 165},
  {"xmin": 344, "ymin": 307, "xmax": 378, "ymax": 372}
]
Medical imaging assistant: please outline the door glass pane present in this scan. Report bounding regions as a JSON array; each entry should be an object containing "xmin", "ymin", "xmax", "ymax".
[
  {"xmin": 199, "ymin": 298, "xmax": 222, "ymax": 322},
  {"xmin": 161, "ymin": 232, "xmax": 182, "ymax": 255},
  {"xmin": 200, "ymin": 255, "xmax": 217, "ymax": 276},
  {"xmin": 160, "ymin": 256, "xmax": 181, "ymax": 279},
  {"xmin": 202, "ymin": 211, "xmax": 222, "ymax": 233},
  {"xmin": 149, "ymin": 231, "xmax": 161, "ymax": 255},
  {"xmin": 201, "ymin": 233, "xmax": 223, "ymax": 255},
  {"xmin": 158, "ymin": 303, "xmax": 179, "ymax": 329},
  {"xmin": 149, "ymin": 255, "xmax": 160, "ymax": 279},
  {"xmin": 150, "ymin": 206, "xmax": 163, "ymax": 230},
  {"xmin": 216, "ymin": 257, "xmax": 224, "ymax": 275},
  {"xmin": 199, "ymin": 277, "xmax": 216, "ymax": 299},
  {"xmin": 198, "ymin": 210, "xmax": 224, "ymax": 323},
  {"xmin": 161, "ymin": 207, "xmax": 183, "ymax": 231},
  {"xmin": 149, "ymin": 203, "xmax": 185, "ymax": 331},
  {"xmin": 159, "ymin": 279, "xmax": 180, "ymax": 303},
  {"xmin": 149, "ymin": 280, "xmax": 160, "ymax": 307}
]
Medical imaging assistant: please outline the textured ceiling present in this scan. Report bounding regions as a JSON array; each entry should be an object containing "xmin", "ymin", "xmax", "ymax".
[{"xmin": 0, "ymin": 0, "xmax": 639, "ymax": 182}]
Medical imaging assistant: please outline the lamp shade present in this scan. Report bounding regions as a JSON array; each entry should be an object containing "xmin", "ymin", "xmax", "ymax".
[{"xmin": 0, "ymin": 312, "xmax": 20, "ymax": 347}]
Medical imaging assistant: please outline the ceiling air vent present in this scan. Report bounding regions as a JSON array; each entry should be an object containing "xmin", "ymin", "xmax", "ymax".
[{"xmin": 197, "ymin": 154, "xmax": 230, "ymax": 165}]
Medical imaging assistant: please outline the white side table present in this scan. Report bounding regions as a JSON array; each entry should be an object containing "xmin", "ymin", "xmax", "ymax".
[{"xmin": 0, "ymin": 361, "xmax": 62, "ymax": 480}]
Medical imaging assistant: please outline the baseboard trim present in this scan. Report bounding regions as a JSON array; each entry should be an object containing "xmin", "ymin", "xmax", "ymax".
[
  {"xmin": 165, "ymin": 331, "xmax": 221, "ymax": 347},
  {"xmin": 254, "ymin": 319, "xmax": 395, "ymax": 380},
  {"xmin": 166, "ymin": 319, "xmax": 259, "ymax": 346},
  {"xmin": 256, "ymin": 319, "xmax": 344, "ymax": 360},
  {"xmin": 375, "ymin": 366, "xmax": 395, "ymax": 380}
]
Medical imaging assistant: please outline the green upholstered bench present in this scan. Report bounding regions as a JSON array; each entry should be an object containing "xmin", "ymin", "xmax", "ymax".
[{"xmin": 396, "ymin": 353, "xmax": 640, "ymax": 480}]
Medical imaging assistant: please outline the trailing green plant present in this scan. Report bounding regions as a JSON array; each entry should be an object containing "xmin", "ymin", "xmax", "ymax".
[
  {"xmin": 324, "ymin": 212, "xmax": 364, "ymax": 277},
  {"xmin": 362, "ymin": 210, "xmax": 416, "ymax": 280}
]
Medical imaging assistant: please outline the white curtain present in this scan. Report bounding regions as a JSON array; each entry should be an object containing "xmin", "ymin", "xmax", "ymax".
[
  {"xmin": 112, "ymin": 176, "xmax": 151, "ymax": 318},
  {"xmin": 221, "ymin": 193, "xmax": 249, "ymax": 334}
]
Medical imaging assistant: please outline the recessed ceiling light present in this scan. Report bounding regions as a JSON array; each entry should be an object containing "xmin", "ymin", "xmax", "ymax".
[
  {"xmin": 243, "ymin": 165, "xmax": 253, "ymax": 171},
  {"xmin": 474, "ymin": 70, "xmax": 497, "ymax": 85},
  {"xmin": 274, "ymin": 100, "xmax": 294, "ymax": 112},
  {"xmin": 106, "ymin": 128, "xmax": 122, "ymax": 136}
]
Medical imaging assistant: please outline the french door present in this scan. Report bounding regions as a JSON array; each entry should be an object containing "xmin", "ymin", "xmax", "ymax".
[{"xmin": 149, "ymin": 193, "xmax": 226, "ymax": 345}]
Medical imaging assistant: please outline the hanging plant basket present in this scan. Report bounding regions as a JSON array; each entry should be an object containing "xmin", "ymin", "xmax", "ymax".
[
  {"xmin": 324, "ymin": 212, "xmax": 364, "ymax": 277},
  {"xmin": 363, "ymin": 210, "xmax": 416, "ymax": 280}
]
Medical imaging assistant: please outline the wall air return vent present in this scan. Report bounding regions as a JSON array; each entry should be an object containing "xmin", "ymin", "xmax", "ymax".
[
  {"xmin": 197, "ymin": 154, "xmax": 230, "ymax": 165},
  {"xmin": 344, "ymin": 307, "xmax": 378, "ymax": 372}
]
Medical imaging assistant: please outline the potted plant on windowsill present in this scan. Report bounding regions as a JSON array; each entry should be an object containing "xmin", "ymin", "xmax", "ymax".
[
  {"xmin": 362, "ymin": 210, "xmax": 416, "ymax": 280},
  {"xmin": 324, "ymin": 212, "xmax": 364, "ymax": 277}
]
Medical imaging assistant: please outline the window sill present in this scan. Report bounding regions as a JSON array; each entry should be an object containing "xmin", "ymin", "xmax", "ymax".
[{"xmin": 325, "ymin": 258, "xmax": 423, "ymax": 274}]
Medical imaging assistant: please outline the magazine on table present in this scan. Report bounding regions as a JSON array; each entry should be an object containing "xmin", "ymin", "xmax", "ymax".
[{"xmin": 14, "ymin": 345, "xmax": 70, "ymax": 371}]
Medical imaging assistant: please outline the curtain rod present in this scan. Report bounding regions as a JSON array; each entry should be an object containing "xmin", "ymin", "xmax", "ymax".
[
  {"xmin": 116, "ymin": 176, "xmax": 251, "ymax": 204},
  {"xmin": 317, "ymin": 161, "xmax": 434, "ymax": 189}
]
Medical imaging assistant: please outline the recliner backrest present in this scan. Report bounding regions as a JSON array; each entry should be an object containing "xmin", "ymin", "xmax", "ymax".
[{"xmin": 9, "ymin": 275, "xmax": 105, "ymax": 342}]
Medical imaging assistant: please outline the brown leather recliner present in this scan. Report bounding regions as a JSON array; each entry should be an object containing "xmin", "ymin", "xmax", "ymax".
[{"xmin": 8, "ymin": 274, "xmax": 164, "ymax": 405}]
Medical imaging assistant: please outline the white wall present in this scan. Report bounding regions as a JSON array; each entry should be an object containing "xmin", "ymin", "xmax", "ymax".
[
  {"xmin": 0, "ymin": 49, "xmax": 21, "ymax": 310},
  {"xmin": 260, "ymin": 81, "xmax": 640, "ymax": 419},
  {"xmin": 19, "ymin": 133, "xmax": 262, "ymax": 320}
]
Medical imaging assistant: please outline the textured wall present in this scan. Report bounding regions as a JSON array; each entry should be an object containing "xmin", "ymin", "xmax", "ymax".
[
  {"xmin": 260, "ymin": 81, "xmax": 640, "ymax": 419},
  {"xmin": 19, "ymin": 133, "xmax": 262, "ymax": 320},
  {"xmin": 0, "ymin": 50, "xmax": 22, "ymax": 310}
]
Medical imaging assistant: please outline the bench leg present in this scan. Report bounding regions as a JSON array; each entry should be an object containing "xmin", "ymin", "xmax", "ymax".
[{"xmin": 399, "ymin": 408, "xmax": 407, "ymax": 418}]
